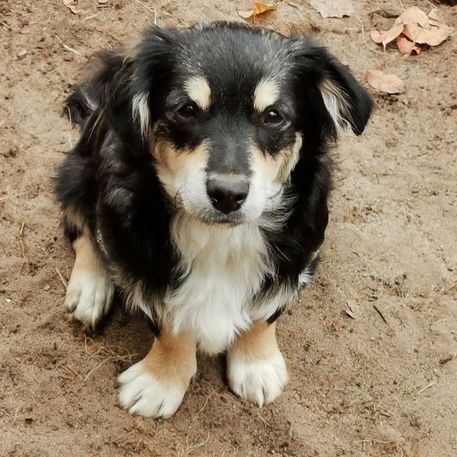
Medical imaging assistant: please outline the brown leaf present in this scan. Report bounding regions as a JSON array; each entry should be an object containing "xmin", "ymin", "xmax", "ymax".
[
  {"xmin": 63, "ymin": 0, "xmax": 80, "ymax": 15},
  {"xmin": 370, "ymin": 18, "xmax": 403, "ymax": 49},
  {"xmin": 380, "ymin": 20, "xmax": 403, "ymax": 48},
  {"xmin": 366, "ymin": 69, "xmax": 405, "ymax": 94},
  {"xmin": 400, "ymin": 6, "xmax": 429, "ymax": 27},
  {"xmin": 396, "ymin": 34, "xmax": 421, "ymax": 55},
  {"xmin": 310, "ymin": 0, "xmax": 354, "ymax": 18},
  {"xmin": 403, "ymin": 21, "xmax": 449, "ymax": 46},
  {"xmin": 237, "ymin": 2, "xmax": 276, "ymax": 20},
  {"xmin": 345, "ymin": 302, "xmax": 357, "ymax": 319},
  {"xmin": 370, "ymin": 30, "xmax": 383, "ymax": 44},
  {"xmin": 370, "ymin": 6, "xmax": 449, "ymax": 52}
]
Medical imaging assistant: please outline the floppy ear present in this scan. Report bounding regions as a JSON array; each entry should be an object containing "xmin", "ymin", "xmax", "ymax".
[
  {"xmin": 292, "ymin": 37, "xmax": 373, "ymax": 138},
  {"xmin": 73, "ymin": 27, "xmax": 175, "ymax": 154},
  {"xmin": 319, "ymin": 59, "xmax": 373, "ymax": 136}
]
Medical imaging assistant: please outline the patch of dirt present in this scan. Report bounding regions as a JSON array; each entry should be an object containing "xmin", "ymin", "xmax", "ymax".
[{"xmin": 1, "ymin": 1, "xmax": 456, "ymax": 456}]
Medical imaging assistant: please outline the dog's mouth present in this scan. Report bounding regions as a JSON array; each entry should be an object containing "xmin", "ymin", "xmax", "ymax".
[{"xmin": 197, "ymin": 209, "xmax": 245, "ymax": 226}]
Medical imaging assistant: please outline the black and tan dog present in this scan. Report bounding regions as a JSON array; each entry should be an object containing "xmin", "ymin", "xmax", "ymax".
[{"xmin": 56, "ymin": 22, "xmax": 373, "ymax": 418}]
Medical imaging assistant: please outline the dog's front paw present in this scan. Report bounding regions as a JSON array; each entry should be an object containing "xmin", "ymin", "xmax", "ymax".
[
  {"xmin": 227, "ymin": 351, "xmax": 288, "ymax": 407},
  {"xmin": 118, "ymin": 361, "xmax": 186, "ymax": 418},
  {"xmin": 64, "ymin": 268, "xmax": 114, "ymax": 329}
]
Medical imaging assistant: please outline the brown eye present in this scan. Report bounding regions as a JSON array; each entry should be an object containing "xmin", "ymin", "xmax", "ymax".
[
  {"xmin": 264, "ymin": 109, "xmax": 284, "ymax": 126},
  {"xmin": 177, "ymin": 102, "xmax": 198, "ymax": 120}
]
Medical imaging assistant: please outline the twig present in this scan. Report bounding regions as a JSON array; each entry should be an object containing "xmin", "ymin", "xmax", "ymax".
[
  {"xmin": 417, "ymin": 380, "xmax": 437, "ymax": 395},
  {"xmin": 353, "ymin": 8, "xmax": 385, "ymax": 55},
  {"xmin": 83, "ymin": 14, "xmax": 98, "ymax": 22},
  {"xmin": 134, "ymin": 0, "xmax": 155, "ymax": 14},
  {"xmin": 354, "ymin": 439, "xmax": 396, "ymax": 444},
  {"xmin": 373, "ymin": 304, "xmax": 388, "ymax": 324},
  {"xmin": 84, "ymin": 354, "xmax": 133, "ymax": 382},
  {"xmin": 177, "ymin": 433, "xmax": 210, "ymax": 457},
  {"xmin": 257, "ymin": 411, "xmax": 273, "ymax": 428},
  {"xmin": 67, "ymin": 365, "xmax": 82, "ymax": 378},
  {"xmin": 55, "ymin": 267, "xmax": 68, "ymax": 289},
  {"xmin": 193, "ymin": 388, "xmax": 219, "ymax": 418},
  {"xmin": 11, "ymin": 406, "xmax": 20, "ymax": 425},
  {"xmin": 19, "ymin": 240, "xmax": 26, "ymax": 260},
  {"xmin": 55, "ymin": 35, "xmax": 81, "ymax": 56}
]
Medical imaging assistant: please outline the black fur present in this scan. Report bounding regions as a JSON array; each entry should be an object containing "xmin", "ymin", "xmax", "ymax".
[{"xmin": 57, "ymin": 22, "xmax": 373, "ymax": 325}]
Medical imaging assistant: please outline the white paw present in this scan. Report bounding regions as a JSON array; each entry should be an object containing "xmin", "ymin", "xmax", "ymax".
[
  {"xmin": 118, "ymin": 361, "xmax": 186, "ymax": 418},
  {"xmin": 64, "ymin": 269, "xmax": 114, "ymax": 329},
  {"xmin": 228, "ymin": 351, "xmax": 288, "ymax": 406}
]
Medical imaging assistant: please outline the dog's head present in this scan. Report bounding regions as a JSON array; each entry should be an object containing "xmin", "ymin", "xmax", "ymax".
[{"xmin": 95, "ymin": 23, "xmax": 373, "ymax": 225}]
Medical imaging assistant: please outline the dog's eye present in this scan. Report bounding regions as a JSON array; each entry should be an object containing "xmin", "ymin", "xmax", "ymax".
[
  {"xmin": 177, "ymin": 102, "xmax": 198, "ymax": 120},
  {"xmin": 263, "ymin": 109, "xmax": 284, "ymax": 126}
]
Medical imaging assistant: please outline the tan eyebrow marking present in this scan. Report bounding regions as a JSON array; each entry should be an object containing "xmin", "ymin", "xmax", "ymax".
[
  {"xmin": 184, "ymin": 76, "xmax": 212, "ymax": 110},
  {"xmin": 253, "ymin": 78, "xmax": 280, "ymax": 112}
]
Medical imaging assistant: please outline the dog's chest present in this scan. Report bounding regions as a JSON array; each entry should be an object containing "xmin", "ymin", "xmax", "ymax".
[{"xmin": 166, "ymin": 216, "xmax": 273, "ymax": 354}]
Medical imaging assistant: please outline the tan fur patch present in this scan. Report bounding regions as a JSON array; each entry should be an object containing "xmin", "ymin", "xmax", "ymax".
[
  {"xmin": 153, "ymin": 139, "xmax": 208, "ymax": 173},
  {"xmin": 251, "ymin": 133, "xmax": 302, "ymax": 184},
  {"xmin": 152, "ymin": 139, "xmax": 209, "ymax": 199},
  {"xmin": 64, "ymin": 207, "xmax": 86, "ymax": 233},
  {"xmin": 71, "ymin": 232, "xmax": 103, "ymax": 276},
  {"xmin": 320, "ymin": 79, "xmax": 350, "ymax": 131},
  {"xmin": 132, "ymin": 92, "xmax": 150, "ymax": 137},
  {"xmin": 228, "ymin": 321, "xmax": 279, "ymax": 363},
  {"xmin": 184, "ymin": 76, "xmax": 211, "ymax": 110},
  {"xmin": 253, "ymin": 78, "xmax": 280, "ymax": 112},
  {"xmin": 142, "ymin": 327, "xmax": 197, "ymax": 388}
]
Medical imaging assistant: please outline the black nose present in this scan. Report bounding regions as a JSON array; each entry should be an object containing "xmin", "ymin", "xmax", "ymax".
[{"xmin": 207, "ymin": 176, "xmax": 249, "ymax": 214}]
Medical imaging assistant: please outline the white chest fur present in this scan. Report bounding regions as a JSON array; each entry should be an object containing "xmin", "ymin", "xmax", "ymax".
[{"xmin": 164, "ymin": 214, "xmax": 275, "ymax": 354}]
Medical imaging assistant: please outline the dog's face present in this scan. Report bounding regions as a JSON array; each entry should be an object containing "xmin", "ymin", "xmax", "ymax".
[{"xmin": 101, "ymin": 24, "xmax": 372, "ymax": 225}]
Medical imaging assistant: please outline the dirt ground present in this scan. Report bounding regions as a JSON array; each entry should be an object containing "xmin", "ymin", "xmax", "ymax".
[{"xmin": 1, "ymin": 0, "xmax": 456, "ymax": 456}]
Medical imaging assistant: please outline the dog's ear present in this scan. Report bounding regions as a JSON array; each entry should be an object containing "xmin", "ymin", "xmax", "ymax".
[
  {"xmin": 292, "ymin": 38, "xmax": 373, "ymax": 138},
  {"xmin": 79, "ymin": 28, "xmax": 175, "ymax": 153}
]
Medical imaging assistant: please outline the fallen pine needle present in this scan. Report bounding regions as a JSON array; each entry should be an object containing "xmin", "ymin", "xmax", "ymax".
[
  {"xmin": 55, "ymin": 267, "xmax": 68, "ymax": 289},
  {"xmin": 373, "ymin": 304, "xmax": 387, "ymax": 324},
  {"xmin": 56, "ymin": 35, "xmax": 81, "ymax": 56},
  {"xmin": 417, "ymin": 380, "xmax": 437, "ymax": 395}
]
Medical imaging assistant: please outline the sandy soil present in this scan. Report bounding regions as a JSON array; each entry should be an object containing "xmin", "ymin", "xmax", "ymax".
[{"xmin": 1, "ymin": 1, "xmax": 456, "ymax": 456}]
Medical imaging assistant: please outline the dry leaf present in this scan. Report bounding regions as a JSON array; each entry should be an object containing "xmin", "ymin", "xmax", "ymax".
[
  {"xmin": 366, "ymin": 69, "xmax": 405, "ymax": 94},
  {"xmin": 403, "ymin": 20, "xmax": 449, "ymax": 46},
  {"xmin": 63, "ymin": 0, "xmax": 80, "ymax": 15},
  {"xmin": 370, "ymin": 30, "xmax": 383, "ymax": 44},
  {"xmin": 370, "ymin": 6, "xmax": 449, "ymax": 52},
  {"xmin": 237, "ymin": 2, "xmax": 276, "ymax": 20},
  {"xmin": 380, "ymin": 19, "xmax": 403, "ymax": 48},
  {"xmin": 310, "ymin": 0, "xmax": 354, "ymax": 18},
  {"xmin": 17, "ymin": 49, "xmax": 28, "ymax": 59},
  {"xmin": 369, "ymin": 17, "xmax": 403, "ymax": 48},
  {"xmin": 400, "ymin": 6, "xmax": 429, "ymax": 27},
  {"xmin": 345, "ymin": 302, "xmax": 358, "ymax": 319},
  {"xmin": 396, "ymin": 34, "xmax": 421, "ymax": 55}
]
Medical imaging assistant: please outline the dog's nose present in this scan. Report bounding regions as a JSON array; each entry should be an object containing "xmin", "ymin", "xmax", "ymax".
[{"xmin": 207, "ymin": 176, "xmax": 249, "ymax": 214}]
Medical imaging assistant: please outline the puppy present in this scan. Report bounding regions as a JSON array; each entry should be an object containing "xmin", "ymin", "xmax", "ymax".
[{"xmin": 56, "ymin": 22, "xmax": 373, "ymax": 418}]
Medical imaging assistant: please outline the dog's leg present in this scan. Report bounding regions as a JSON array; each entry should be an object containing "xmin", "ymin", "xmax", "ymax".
[
  {"xmin": 118, "ymin": 327, "xmax": 197, "ymax": 418},
  {"xmin": 64, "ymin": 230, "xmax": 114, "ymax": 329},
  {"xmin": 227, "ymin": 321, "xmax": 288, "ymax": 406}
]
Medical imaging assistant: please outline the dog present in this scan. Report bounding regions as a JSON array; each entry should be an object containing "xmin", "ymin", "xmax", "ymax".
[{"xmin": 56, "ymin": 22, "xmax": 373, "ymax": 418}]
